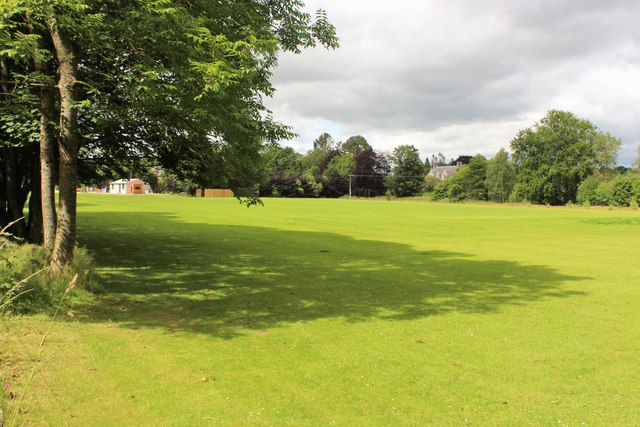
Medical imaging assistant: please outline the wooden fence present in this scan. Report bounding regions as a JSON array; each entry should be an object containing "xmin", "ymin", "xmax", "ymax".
[{"xmin": 195, "ymin": 188, "xmax": 234, "ymax": 198}]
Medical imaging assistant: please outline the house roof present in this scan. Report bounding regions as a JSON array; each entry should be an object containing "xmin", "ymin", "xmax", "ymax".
[
  {"xmin": 110, "ymin": 178, "xmax": 146, "ymax": 184},
  {"xmin": 433, "ymin": 166, "xmax": 458, "ymax": 172},
  {"xmin": 429, "ymin": 165, "xmax": 459, "ymax": 179}
]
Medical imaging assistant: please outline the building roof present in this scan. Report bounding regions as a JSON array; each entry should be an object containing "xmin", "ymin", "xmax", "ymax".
[
  {"xmin": 110, "ymin": 178, "xmax": 146, "ymax": 184},
  {"xmin": 433, "ymin": 166, "xmax": 458, "ymax": 173},
  {"xmin": 429, "ymin": 165, "xmax": 459, "ymax": 180}
]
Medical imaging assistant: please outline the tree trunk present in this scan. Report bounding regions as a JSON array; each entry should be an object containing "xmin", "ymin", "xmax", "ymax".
[
  {"xmin": 49, "ymin": 19, "xmax": 79, "ymax": 272},
  {"xmin": 28, "ymin": 154, "xmax": 44, "ymax": 244},
  {"xmin": 0, "ymin": 153, "xmax": 6, "ymax": 228},
  {"xmin": 38, "ymin": 60, "xmax": 58, "ymax": 252},
  {"xmin": 0, "ymin": 60, "xmax": 13, "ymax": 232}
]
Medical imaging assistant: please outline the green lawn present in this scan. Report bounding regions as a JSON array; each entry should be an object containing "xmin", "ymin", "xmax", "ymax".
[{"xmin": 2, "ymin": 195, "xmax": 640, "ymax": 425}]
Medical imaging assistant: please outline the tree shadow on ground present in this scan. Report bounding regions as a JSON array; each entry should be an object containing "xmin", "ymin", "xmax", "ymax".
[{"xmin": 73, "ymin": 212, "xmax": 588, "ymax": 338}]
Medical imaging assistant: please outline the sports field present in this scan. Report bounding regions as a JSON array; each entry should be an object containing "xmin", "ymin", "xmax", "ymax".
[{"xmin": 3, "ymin": 195, "xmax": 640, "ymax": 425}]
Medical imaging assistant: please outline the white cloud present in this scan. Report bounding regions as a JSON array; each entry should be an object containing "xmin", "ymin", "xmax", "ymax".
[{"xmin": 265, "ymin": 0, "xmax": 640, "ymax": 165}]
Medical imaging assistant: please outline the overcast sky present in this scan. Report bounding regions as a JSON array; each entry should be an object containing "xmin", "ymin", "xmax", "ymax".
[{"xmin": 265, "ymin": 0, "xmax": 640, "ymax": 165}]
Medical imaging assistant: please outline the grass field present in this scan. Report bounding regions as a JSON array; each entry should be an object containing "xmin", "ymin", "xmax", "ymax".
[{"xmin": 2, "ymin": 195, "xmax": 640, "ymax": 425}]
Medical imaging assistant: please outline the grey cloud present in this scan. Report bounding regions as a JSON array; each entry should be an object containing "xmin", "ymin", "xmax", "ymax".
[{"xmin": 267, "ymin": 0, "xmax": 640, "ymax": 163}]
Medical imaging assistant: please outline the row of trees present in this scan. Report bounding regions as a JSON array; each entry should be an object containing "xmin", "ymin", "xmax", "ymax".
[
  {"xmin": 259, "ymin": 133, "xmax": 447, "ymax": 198},
  {"xmin": 431, "ymin": 110, "xmax": 639, "ymax": 206},
  {"xmin": 261, "ymin": 110, "xmax": 639, "ymax": 206},
  {"xmin": 1, "ymin": 0, "xmax": 338, "ymax": 268},
  {"xmin": 260, "ymin": 134, "xmax": 389, "ymax": 197}
]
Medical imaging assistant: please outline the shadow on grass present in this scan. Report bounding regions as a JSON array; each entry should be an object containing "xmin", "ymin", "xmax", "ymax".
[{"xmin": 74, "ymin": 212, "xmax": 587, "ymax": 338}]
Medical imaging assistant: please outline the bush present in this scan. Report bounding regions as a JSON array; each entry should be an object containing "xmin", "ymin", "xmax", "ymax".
[
  {"xmin": 577, "ymin": 175, "xmax": 601, "ymax": 205},
  {"xmin": 431, "ymin": 180, "xmax": 450, "ymax": 201},
  {"xmin": 1, "ymin": 241, "xmax": 96, "ymax": 314},
  {"xmin": 611, "ymin": 174, "xmax": 640, "ymax": 207},
  {"xmin": 577, "ymin": 175, "xmax": 614, "ymax": 206},
  {"xmin": 423, "ymin": 175, "xmax": 440, "ymax": 192},
  {"xmin": 259, "ymin": 173, "xmax": 315, "ymax": 198},
  {"xmin": 508, "ymin": 183, "xmax": 527, "ymax": 203},
  {"xmin": 448, "ymin": 182, "xmax": 465, "ymax": 202},
  {"xmin": 593, "ymin": 181, "xmax": 614, "ymax": 206},
  {"xmin": 320, "ymin": 173, "xmax": 349, "ymax": 198}
]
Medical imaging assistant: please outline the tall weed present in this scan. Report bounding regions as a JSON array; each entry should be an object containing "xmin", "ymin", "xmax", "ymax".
[{"xmin": 1, "ymin": 241, "xmax": 96, "ymax": 314}]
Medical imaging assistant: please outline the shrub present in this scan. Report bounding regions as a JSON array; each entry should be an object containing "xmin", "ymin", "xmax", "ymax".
[
  {"xmin": 611, "ymin": 174, "xmax": 640, "ymax": 206},
  {"xmin": 320, "ymin": 173, "xmax": 349, "ymax": 198},
  {"xmin": 577, "ymin": 175, "xmax": 601, "ymax": 205},
  {"xmin": 423, "ymin": 175, "xmax": 440, "ymax": 192},
  {"xmin": 260, "ymin": 173, "xmax": 315, "ymax": 198},
  {"xmin": 447, "ymin": 182, "xmax": 465, "ymax": 202},
  {"xmin": 593, "ymin": 181, "xmax": 614, "ymax": 206},
  {"xmin": 1, "ymin": 242, "xmax": 96, "ymax": 314},
  {"xmin": 508, "ymin": 183, "xmax": 527, "ymax": 203},
  {"xmin": 576, "ymin": 175, "xmax": 618, "ymax": 206},
  {"xmin": 431, "ymin": 180, "xmax": 450, "ymax": 201}
]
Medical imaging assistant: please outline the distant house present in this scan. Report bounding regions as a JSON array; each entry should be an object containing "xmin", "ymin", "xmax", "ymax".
[
  {"xmin": 129, "ymin": 178, "xmax": 145, "ymax": 194},
  {"xmin": 109, "ymin": 178, "xmax": 151, "ymax": 194},
  {"xmin": 428, "ymin": 165, "xmax": 460, "ymax": 180},
  {"xmin": 427, "ymin": 155, "xmax": 471, "ymax": 180},
  {"xmin": 109, "ymin": 179, "xmax": 129, "ymax": 194}
]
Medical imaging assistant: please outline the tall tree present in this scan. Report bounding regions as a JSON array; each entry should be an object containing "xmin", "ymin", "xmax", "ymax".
[
  {"xmin": 593, "ymin": 131, "xmax": 621, "ymax": 175},
  {"xmin": 301, "ymin": 147, "xmax": 330, "ymax": 175},
  {"xmin": 0, "ymin": 6, "xmax": 45, "ymax": 242},
  {"xmin": 322, "ymin": 153, "xmax": 353, "ymax": 197},
  {"xmin": 453, "ymin": 154, "xmax": 488, "ymax": 200},
  {"xmin": 387, "ymin": 145, "xmax": 424, "ymax": 197},
  {"xmin": 633, "ymin": 145, "xmax": 640, "ymax": 172},
  {"xmin": 262, "ymin": 144, "xmax": 303, "ymax": 177},
  {"xmin": 341, "ymin": 135, "xmax": 371, "ymax": 155},
  {"xmin": 511, "ymin": 110, "xmax": 598, "ymax": 205},
  {"xmin": 1, "ymin": 0, "xmax": 338, "ymax": 269},
  {"xmin": 312, "ymin": 132, "xmax": 335, "ymax": 151},
  {"xmin": 486, "ymin": 149, "xmax": 516, "ymax": 203},
  {"xmin": 423, "ymin": 157, "xmax": 431, "ymax": 175},
  {"xmin": 351, "ymin": 148, "xmax": 388, "ymax": 197}
]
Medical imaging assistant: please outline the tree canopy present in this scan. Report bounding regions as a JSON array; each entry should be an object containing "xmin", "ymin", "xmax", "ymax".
[
  {"xmin": 341, "ymin": 135, "xmax": 371, "ymax": 155},
  {"xmin": 387, "ymin": 144, "xmax": 424, "ymax": 197},
  {"xmin": 0, "ymin": 0, "xmax": 338, "ymax": 269},
  {"xmin": 511, "ymin": 110, "xmax": 599, "ymax": 205},
  {"xmin": 486, "ymin": 149, "xmax": 516, "ymax": 203}
]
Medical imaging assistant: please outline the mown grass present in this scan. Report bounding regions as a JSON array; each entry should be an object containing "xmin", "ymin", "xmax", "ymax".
[{"xmin": 2, "ymin": 195, "xmax": 640, "ymax": 425}]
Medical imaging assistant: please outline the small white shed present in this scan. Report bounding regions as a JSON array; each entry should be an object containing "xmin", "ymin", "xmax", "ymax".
[
  {"xmin": 109, "ymin": 178, "xmax": 152, "ymax": 194},
  {"xmin": 109, "ymin": 179, "xmax": 130, "ymax": 194}
]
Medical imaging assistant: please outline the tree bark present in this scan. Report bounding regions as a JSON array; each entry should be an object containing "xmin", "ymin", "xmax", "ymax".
[
  {"xmin": 49, "ymin": 19, "xmax": 79, "ymax": 271},
  {"xmin": 28, "ymin": 153, "xmax": 43, "ymax": 244},
  {"xmin": 37, "ymin": 57, "xmax": 58, "ymax": 252}
]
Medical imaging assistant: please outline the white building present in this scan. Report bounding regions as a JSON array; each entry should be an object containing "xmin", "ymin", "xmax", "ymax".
[
  {"xmin": 109, "ymin": 179, "xmax": 130, "ymax": 194},
  {"xmin": 428, "ymin": 165, "xmax": 460, "ymax": 180},
  {"xmin": 108, "ymin": 178, "xmax": 151, "ymax": 194}
]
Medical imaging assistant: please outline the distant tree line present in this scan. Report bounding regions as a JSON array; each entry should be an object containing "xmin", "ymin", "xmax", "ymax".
[
  {"xmin": 259, "ymin": 134, "xmax": 391, "ymax": 198},
  {"xmin": 260, "ymin": 110, "xmax": 640, "ymax": 206},
  {"xmin": 258, "ymin": 133, "xmax": 454, "ymax": 198},
  {"xmin": 431, "ymin": 110, "xmax": 639, "ymax": 206}
]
